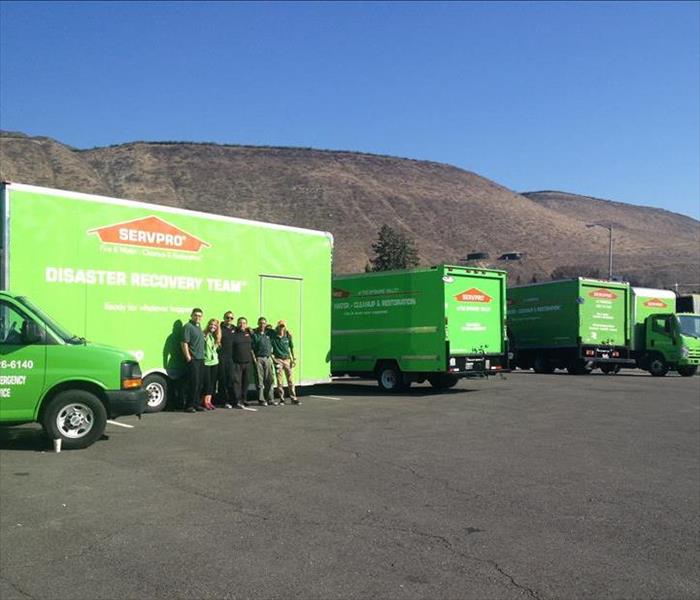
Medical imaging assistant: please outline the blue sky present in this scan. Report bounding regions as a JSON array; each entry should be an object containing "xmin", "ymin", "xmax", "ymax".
[{"xmin": 1, "ymin": 1, "xmax": 698, "ymax": 218}]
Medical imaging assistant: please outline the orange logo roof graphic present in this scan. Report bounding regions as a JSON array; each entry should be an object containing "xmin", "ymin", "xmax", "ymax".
[
  {"xmin": 455, "ymin": 288, "xmax": 492, "ymax": 303},
  {"xmin": 332, "ymin": 288, "xmax": 351, "ymax": 299},
  {"xmin": 643, "ymin": 298, "xmax": 668, "ymax": 308},
  {"xmin": 88, "ymin": 216, "xmax": 210, "ymax": 253},
  {"xmin": 589, "ymin": 288, "xmax": 618, "ymax": 300}
]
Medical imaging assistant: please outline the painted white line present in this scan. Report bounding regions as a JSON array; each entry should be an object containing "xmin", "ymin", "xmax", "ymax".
[
  {"xmin": 242, "ymin": 406, "xmax": 258, "ymax": 412},
  {"xmin": 106, "ymin": 420, "xmax": 135, "ymax": 429},
  {"xmin": 310, "ymin": 395, "xmax": 342, "ymax": 401}
]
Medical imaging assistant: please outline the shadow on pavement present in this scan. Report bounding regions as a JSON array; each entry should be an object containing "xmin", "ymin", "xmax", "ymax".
[
  {"xmin": 304, "ymin": 381, "xmax": 476, "ymax": 397},
  {"xmin": 0, "ymin": 426, "xmax": 110, "ymax": 452},
  {"xmin": 0, "ymin": 426, "xmax": 51, "ymax": 452}
]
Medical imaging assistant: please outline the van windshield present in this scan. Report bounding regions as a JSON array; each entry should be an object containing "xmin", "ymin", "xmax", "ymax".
[
  {"xmin": 677, "ymin": 315, "xmax": 700, "ymax": 339},
  {"xmin": 16, "ymin": 296, "xmax": 84, "ymax": 344}
]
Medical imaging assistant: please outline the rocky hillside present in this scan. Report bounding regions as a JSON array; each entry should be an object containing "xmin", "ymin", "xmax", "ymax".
[{"xmin": 1, "ymin": 131, "xmax": 697, "ymax": 289}]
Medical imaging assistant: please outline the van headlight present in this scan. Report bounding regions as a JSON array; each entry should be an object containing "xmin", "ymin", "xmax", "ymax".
[
  {"xmin": 680, "ymin": 346, "xmax": 689, "ymax": 358},
  {"xmin": 121, "ymin": 361, "xmax": 143, "ymax": 389}
]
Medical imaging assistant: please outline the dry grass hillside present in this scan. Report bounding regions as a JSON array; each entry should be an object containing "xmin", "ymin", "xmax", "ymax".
[{"xmin": 1, "ymin": 131, "xmax": 697, "ymax": 289}]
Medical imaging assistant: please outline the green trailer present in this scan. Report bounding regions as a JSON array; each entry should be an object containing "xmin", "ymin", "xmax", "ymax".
[
  {"xmin": 508, "ymin": 278, "xmax": 634, "ymax": 374},
  {"xmin": 331, "ymin": 265, "xmax": 508, "ymax": 391},
  {"xmin": 1, "ymin": 182, "xmax": 333, "ymax": 411},
  {"xmin": 630, "ymin": 287, "xmax": 700, "ymax": 377}
]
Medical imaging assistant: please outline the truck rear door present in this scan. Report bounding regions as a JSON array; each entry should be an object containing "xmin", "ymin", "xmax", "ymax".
[
  {"xmin": 444, "ymin": 272, "xmax": 504, "ymax": 356},
  {"xmin": 579, "ymin": 283, "xmax": 627, "ymax": 347}
]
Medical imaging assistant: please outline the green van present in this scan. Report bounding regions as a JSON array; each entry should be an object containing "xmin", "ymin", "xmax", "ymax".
[{"xmin": 0, "ymin": 292, "xmax": 147, "ymax": 448}]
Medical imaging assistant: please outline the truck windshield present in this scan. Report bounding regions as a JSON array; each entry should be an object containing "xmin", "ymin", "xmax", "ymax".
[
  {"xmin": 677, "ymin": 315, "xmax": 700, "ymax": 339},
  {"xmin": 16, "ymin": 296, "xmax": 83, "ymax": 344}
]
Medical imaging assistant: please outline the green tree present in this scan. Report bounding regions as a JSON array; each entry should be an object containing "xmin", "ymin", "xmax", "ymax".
[{"xmin": 368, "ymin": 224, "xmax": 419, "ymax": 272}]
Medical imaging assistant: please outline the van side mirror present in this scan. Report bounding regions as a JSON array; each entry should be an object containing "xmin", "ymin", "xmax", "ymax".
[{"xmin": 21, "ymin": 321, "xmax": 44, "ymax": 344}]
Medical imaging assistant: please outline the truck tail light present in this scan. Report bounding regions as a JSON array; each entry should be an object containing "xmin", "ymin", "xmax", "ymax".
[
  {"xmin": 121, "ymin": 361, "xmax": 143, "ymax": 390},
  {"xmin": 612, "ymin": 351, "xmax": 620, "ymax": 358},
  {"xmin": 585, "ymin": 349, "xmax": 595, "ymax": 357}
]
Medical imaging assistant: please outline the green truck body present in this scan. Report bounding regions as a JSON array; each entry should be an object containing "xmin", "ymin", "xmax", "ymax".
[
  {"xmin": 1, "ymin": 182, "xmax": 333, "ymax": 411},
  {"xmin": 0, "ymin": 291, "xmax": 147, "ymax": 448},
  {"xmin": 630, "ymin": 288, "xmax": 700, "ymax": 377},
  {"xmin": 331, "ymin": 265, "xmax": 508, "ymax": 390},
  {"xmin": 508, "ymin": 278, "xmax": 634, "ymax": 374}
]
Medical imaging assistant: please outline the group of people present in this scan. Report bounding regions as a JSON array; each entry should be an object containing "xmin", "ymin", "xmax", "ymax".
[{"xmin": 180, "ymin": 307, "xmax": 299, "ymax": 413}]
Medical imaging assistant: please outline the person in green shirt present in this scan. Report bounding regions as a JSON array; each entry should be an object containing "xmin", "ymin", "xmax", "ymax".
[
  {"xmin": 201, "ymin": 318, "xmax": 220, "ymax": 410},
  {"xmin": 252, "ymin": 317, "xmax": 276, "ymax": 406},
  {"xmin": 268, "ymin": 320, "xmax": 299, "ymax": 405},
  {"xmin": 181, "ymin": 307, "xmax": 206, "ymax": 413}
]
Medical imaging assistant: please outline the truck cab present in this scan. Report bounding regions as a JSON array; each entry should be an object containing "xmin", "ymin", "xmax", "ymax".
[
  {"xmin": 0, "ymin": 292, "xmax": 147, "ymax": 448},
  {"xmin": 639, "ymin": 312, "xmax": 700, "ymax": 377}
]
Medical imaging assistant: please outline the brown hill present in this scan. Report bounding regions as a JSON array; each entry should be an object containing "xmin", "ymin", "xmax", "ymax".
[{"xmin": 1, "ymin": 131, "xmax": 697, "ymax": 289}]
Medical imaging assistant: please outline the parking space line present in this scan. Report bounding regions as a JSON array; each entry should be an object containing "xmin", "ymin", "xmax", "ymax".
[
  {"xmin": 107, "ymin": 420, "xmax": 135, "ymax": 428},
  {"xmin": 310, "ymin": 395, "xmax": 342, "ymax": 401}
]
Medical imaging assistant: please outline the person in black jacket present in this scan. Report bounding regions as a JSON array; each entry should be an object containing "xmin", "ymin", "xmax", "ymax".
[
  {"xmin": 231, "ymin": 317, "xmax": 255, "ymax": 409},
  {"xmin": 217, "ymin": 311, "xmax": 236, "ymax": 408}
]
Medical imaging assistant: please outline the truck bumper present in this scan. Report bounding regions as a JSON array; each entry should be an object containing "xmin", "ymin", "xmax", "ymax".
[
  {"xmin": 105, "ymin": 389, "xmax": 148, "ymax": 418},
  {"xmin": 449, "ymin": 355, "xmax": 509, "ymax": 377},
  {"xmin": 448, "ymin": 356, "xmax": 486, "ymax": 377},
  {"xmin": 580, "ymin": 346, "xmax": 634, "ymax": 365}
]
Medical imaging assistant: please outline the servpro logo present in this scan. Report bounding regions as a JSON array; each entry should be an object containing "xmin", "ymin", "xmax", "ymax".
[
  {"xmin": 589, "ymin": 289, "xmax": 618, "ymax": 300},
  {"xmin": 332, "ymin": 288, "xmax": 351, "ymax": 299},
  {"xmin": 88, "ymin": 216, "xmax": 210, "ymax": 253},
  {"xmin": 455, "ymin": 288, "xmax": 492, "ymax": 303},
  {"xmin": 644, "ymin": 298, "xmax": 668, "ymax": 308}
]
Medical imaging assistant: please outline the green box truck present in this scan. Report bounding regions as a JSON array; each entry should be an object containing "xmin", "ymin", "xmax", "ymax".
[
  {"xmin": 508, "ymin": 278, "xmax": 635, "ymax": 374},
  {"xmin": 331, "ymin": 265, "xmax": 508, "ymax": 391},
  {"xmin": 629, "ymin": 287, "xmax": 699, "ymax": 377},
  {"xmin": 1, "ymin": 182, "xmax": 333, "ymax": 411},
  {"xmin": 0, "ymin": 291, "xmax": 147, "ymax": 448}
]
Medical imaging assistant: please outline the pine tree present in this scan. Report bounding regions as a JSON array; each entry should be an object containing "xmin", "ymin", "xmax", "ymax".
[{"xmin": 368, "ymin": 224, "xmax": 419, "ymax": 272}]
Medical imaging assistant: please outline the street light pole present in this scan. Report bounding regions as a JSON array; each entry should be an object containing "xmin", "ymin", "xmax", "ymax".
[{"xmin": 586, "ymin": 223, "xmax": 613, "ymax": 280}]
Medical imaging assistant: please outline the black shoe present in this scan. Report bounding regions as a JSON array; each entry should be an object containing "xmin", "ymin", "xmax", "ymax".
[
  {"xmin": 233, "ymin": 403, "xmax": 245, "ymax": 409},
  {"xmin": 291, "ymin": 399, "xmax": 301, "ymax": 405},
  {"xmin": 194, "ymin": 405, "xmax": 206, "ymax": 412},
  {"xmin": 279, "ymin": 399, "xmax": 286, "ymax": 405},
  {"xmin": 184, "ymin": 407, "xmax": 197, "ymax": 413},
  {"xmin": 259, "ymin": 401, "xmax": 268, "ymax": 406}
]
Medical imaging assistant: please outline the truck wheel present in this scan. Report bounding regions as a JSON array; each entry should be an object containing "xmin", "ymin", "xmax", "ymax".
[
  {"xmin": 648, "ymin": 355, "xmax": 669, "ymax": 377},
  {"xmin": 376, "ymin": 363, "xmax": 407, "ymax": 392},
  {"xmin": 533, "ymin": 355, "xmax": 554, "ymax": 374},
  {"xmin": 600, "ymin": 364, "xmax": 620, "ymax": 375},
  {"xmin": 143, "ymin": 374, "xmax": 169, "ymax": 413},
  {"xmin": 567, "ymin": 360, "xmax": 593, "ymax": 375},
  {"xmin": 41, "ymin": 390, "xmax": 107, "ymax": 450},
  {"xmin": 428, "ymin": 374, "xmax": 459, "ymax": 389},
  {"xmin": 677, "ymin": 366, "xmax": 698, "ymax": 377}
]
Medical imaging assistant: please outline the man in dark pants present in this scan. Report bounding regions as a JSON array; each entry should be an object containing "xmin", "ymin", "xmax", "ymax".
[
  {"xmin": 217, "ymin": 311, "xmax": 236, "ymax": 408},
  {"xmin": 181, "ymin": 308, "xmax": 206, "ymax": 413},
  {"xmin": 231, "ymin": 317, "xmax": 255, "ymax": 410}
]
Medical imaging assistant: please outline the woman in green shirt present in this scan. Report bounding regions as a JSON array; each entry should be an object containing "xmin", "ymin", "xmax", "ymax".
[{"xmin": 202, "ymin": 318, "xmax": 221, "ymax": 410}]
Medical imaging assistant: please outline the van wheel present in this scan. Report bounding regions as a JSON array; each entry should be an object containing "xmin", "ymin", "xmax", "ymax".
[
  {"xmin": 600, "ymin": 364, "xmax": 620, "ymax": 375},
  {"xmin": 648, "ymin": 355, "xmax": 669, "ymax": 377},
  {"xmin": 143, "ymin": 374, "xmax": 169, "ymax": 413},
  {"xmin": 428, "ymin": 374, "xmax": 459, "ymax": 389},
  {"xmin": 376, "ymin": 362, "xmax": 407, "ymax": 392},
  {"xmin": 677, "ymin": 366, "xmax": 697, "ymax": 377},
  {"xmin": 41, "ymin": 390, "xmax": 107, "ymax": 450},
  {"xmin": 533, "ymin": 355, "xmax": 554, "ymax": 374}
]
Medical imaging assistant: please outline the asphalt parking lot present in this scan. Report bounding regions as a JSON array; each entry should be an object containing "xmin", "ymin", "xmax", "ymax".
[{"xmin": 1, "ymin": 371, "xmax": 698, "ymax": 600}]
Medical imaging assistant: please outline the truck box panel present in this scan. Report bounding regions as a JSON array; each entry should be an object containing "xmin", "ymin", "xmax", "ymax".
[{"xmin": 2, "ymin": 184, "xmax": 332, "ymax": 385}]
